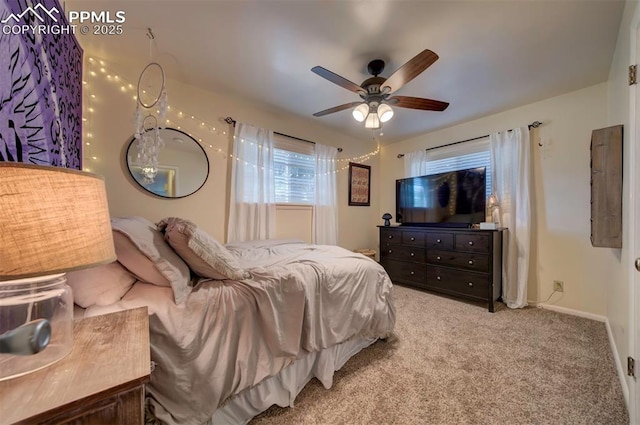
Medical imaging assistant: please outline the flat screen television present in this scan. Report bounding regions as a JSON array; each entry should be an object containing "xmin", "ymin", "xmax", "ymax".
[{"xmin": 396, "ymin": 167, "xmax": 487, "ymax": 227}]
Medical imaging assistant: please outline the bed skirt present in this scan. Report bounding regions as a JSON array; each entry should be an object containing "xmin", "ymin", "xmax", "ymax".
[{"xmin": 211, "ymin": 337, "xmax": 378, "ymax": 424}]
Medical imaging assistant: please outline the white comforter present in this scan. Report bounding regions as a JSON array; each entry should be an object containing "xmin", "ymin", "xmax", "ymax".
[{"xmin": 86, "ymin": 241, "xmax": 395, "ymax": 425}]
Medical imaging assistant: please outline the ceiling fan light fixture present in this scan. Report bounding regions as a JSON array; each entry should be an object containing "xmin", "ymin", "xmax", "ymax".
[
  {"xmin": 365, "ymin": 112, "xmax": 381, "ymax": 129},
  {"xmin": 352, "ymin": 103, "xmax": 369, "ymax": 122},
  {"xmin": 377, "ymin": 103, "xmax": 394, "ymax": 123}
]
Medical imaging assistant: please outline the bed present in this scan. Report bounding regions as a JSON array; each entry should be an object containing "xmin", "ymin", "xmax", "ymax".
[{"xmin": 68, "ymin": 216, "xmax": 395, "ymax": 425}]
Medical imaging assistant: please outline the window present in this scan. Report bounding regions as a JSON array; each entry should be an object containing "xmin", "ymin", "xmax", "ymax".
[
  {"xmin": 273, "ymin": 149, "xmax": 315, "ymax": 203},
  {"xmin": 273, "ymin": 135, "xmax": 316, "ymax": 204},
  {"xmin": 424, "ymin": 138, "xmax": 492, "ymax": 198}
]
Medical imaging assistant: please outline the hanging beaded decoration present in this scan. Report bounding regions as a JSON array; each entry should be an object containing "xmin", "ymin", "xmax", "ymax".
[{"xmin": 133, "ymin": 30, "xmax": 168, "ymax": 184}]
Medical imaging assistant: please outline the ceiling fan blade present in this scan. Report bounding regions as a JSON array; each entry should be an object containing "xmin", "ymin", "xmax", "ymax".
[
  {"xmin": 382, "ymin": 49, "xmax": 439, "ymax": 94},
  {"xmin": 311, "ymin": 66, "xmax": 366, "ymax": 95},
  {"xmin": 387, "ymin": 96, "xmax": 449, "ymax": 111},
  {"xmin": 313, "ymin": 102, "xmax": 364, "ymax": 117}
]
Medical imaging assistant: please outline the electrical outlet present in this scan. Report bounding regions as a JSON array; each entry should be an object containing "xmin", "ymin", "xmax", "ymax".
[{"xmin": 553, "ymin": 280, "xmax": 564, "ymax": 293}]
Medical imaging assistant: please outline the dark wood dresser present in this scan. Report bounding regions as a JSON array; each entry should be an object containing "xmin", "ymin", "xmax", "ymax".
[{"xmin": 379, "ymin": 225, "xmax": 504, "ymax": 312}]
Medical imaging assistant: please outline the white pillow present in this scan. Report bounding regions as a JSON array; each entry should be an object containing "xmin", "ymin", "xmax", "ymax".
[
  {"xmin": 67, "ymin": 261, "xmax": 136, "ymax": 308},
  {"xmin": 112, "ymin": 232, "xmax": 170, "ymax": 286},
  {"xmin": 157, "ymin": 217, "xmax": 250, "ymax": 281},
  {"xmin": 111, "ymin": 216, "xmax": 191, "ymax": 304}
]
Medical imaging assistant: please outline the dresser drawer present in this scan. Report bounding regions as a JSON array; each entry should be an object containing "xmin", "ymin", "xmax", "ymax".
[
  {"xmin": 378, "ymin": 225, "xmax": 503, "ymax": 312},
  {"xmin": 455, "ymin": 233, "xmax": 490, "ymax": 253},
  {"xmin": 382, "ymin": 259, "xmax": 426, "ymax": 284},
  {"xmin": 426, "ymin": 266, "xmax": 489, "ymax": 299},
  {"xmin": 381, "ymin": 245, "xmax": 426, "ymax": 263},
  {"xmin": 427, "ymin": 250, "xmax": 490, "ymax": 272},
  {"xmin": 426, "ymin": 232, "xmax": 454, "ymax": 250},
  {"xmin": 402, "ymin": 231, "xmax": 425, "ymax": 247},
  {"xmin": 380, "ymin": 228, "xmax": 402, "ymax": 247}
]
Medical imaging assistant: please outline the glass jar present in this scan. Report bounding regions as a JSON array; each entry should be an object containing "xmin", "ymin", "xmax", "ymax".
[{"xmin": 0, "ymin": 274, "xmax": 73, "ymax": 381}]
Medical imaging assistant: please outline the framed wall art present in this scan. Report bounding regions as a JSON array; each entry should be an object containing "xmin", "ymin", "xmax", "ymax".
[{"xmin": 348, "ymin": 162, "xmax": 371, "ymax": 206}]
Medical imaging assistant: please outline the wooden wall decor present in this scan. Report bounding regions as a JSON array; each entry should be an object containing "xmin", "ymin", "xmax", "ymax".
[
  {"xmin": 0, "ymin": 0, "xmax": 83, "ymax": 169},
  {"xmin": 590, "ymin": 125, "xmax": 623, "ymax": 248}
]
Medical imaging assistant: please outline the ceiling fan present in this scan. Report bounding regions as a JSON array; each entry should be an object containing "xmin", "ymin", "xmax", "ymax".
[{"xmin": 311, "ymin": 49, "xmax": 449, "ymax": 129}]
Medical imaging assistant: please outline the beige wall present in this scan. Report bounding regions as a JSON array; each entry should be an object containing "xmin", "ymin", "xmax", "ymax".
[
  {"xmin": 82, "ymin": 55, "xmax": 379, "ymax": 251},
  {"xmin": 275, "ymin": 205, "xmax": 313, "ymax": 243},
  {"xmin": 378, "ymin": 83, "xmax": 614, "ymax": 316}
]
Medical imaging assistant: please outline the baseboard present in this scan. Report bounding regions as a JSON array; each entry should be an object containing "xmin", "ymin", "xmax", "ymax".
[
  {"xmin": 605, "ymin": 318, "xmax": 630, "ymax": 408},
  {"xmin": 533, "ymin": 302, "xmax": 606, "ymax": 322},
  {"xmin": 533, "ymin": 302, "xmax": 629, "ymax": 406}
]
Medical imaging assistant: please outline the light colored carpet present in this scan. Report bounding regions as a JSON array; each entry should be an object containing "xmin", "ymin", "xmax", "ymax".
[{"xmin": 251, "ymin": 284, "xmax": 628, "ymax": 425}]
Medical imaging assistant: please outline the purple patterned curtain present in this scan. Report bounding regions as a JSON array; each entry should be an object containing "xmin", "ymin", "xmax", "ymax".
[{"xmin": 0, "ymin": 0, "xmax": 83, "ymax": 169}]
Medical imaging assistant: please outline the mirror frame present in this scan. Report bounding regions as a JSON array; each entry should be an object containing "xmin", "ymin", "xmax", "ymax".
[{"xmin": 125, "ymin": 127, "xmax": 210, "ymax": 199}]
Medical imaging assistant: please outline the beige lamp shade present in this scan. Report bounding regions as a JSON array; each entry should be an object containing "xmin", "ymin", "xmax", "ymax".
[{"xmin": 0, "ymin": 163, "xmax": 116, "ymax": 280}]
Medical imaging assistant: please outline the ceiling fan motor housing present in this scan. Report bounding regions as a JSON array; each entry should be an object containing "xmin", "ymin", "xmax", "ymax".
[{"xmin": 361, "ymin": 76, "xmax": 386, "ymax": 96}]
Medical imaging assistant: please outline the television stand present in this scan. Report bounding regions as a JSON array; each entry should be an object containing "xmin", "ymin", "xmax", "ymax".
[{"xmin": 379, "ymin": 225, "xmax": 504, "ymax": 312}]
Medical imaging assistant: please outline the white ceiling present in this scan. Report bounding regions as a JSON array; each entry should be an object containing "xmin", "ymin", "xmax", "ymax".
[{"xmin": 66, "ymin": 0, "xmax": 625, "ymax": 144}]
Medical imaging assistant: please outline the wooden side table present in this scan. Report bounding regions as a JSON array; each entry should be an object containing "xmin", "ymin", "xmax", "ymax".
[{"xmin": 0, "ymin": 307, "xmax": 150, "ymax": 424}]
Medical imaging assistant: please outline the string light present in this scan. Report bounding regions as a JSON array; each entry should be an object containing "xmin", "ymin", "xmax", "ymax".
[
  {"xmin": 83, "ymin": 67, "xmax": 96, "ymax": 171},
  {"xmin": 82, "ymin": 57, "xmax": 381, "ymax": 173}
]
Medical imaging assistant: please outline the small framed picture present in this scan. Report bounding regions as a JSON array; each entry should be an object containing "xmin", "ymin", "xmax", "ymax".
[{"xmin": 348, "ymin": 162, "xmax": 371, "ymax": 206}]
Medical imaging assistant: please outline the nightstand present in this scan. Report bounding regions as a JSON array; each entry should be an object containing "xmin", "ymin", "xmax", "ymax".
[{"xmin": 0, "ymin": 307, "xmax": 150, "ymax": 424}]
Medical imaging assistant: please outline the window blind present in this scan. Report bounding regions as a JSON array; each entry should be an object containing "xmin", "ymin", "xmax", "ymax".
[
  {"xmin": 273, "ymin": 139, "xmax": 316, "ymax": 204},
  {"xmin": 425, "ymin": 137, "xmax": 492, "ymax": 198}
]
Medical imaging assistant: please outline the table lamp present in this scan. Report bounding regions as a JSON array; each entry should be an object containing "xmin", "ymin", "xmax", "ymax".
[
  {"xmin": 0, "ymin": 163, "xmax": 115, "ymax": 381},
  {"xmin": 480, "ymin": 193, "xmax": 501, "ymax": 229},
  {"xmin": 487, "ymin": 193, "xmax": 500, "ymax": 224}
]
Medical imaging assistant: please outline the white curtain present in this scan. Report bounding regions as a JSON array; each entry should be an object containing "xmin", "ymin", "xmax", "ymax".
[
  {"xmin": 404, "ymin": 149, "xmax": 429, "ymax": 177},
  {"xmin": 313, "ymin": 143, "xmax": 338, "ymax": 245},
  {"xmin": 227, "ymin": 123, "xmax": 276, "ymax": 242},
  {"xmin": 490, "ymin": 127, "xmax": 531, "ymax": 309}
]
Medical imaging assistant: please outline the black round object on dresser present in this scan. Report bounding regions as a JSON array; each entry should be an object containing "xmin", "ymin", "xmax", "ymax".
[{"xmin": 382, "ymin": 213, "xmax": 393, "ymax": 227}]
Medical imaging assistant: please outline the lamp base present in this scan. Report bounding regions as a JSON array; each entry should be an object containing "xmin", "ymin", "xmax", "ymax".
[{"xmin": 0, "ymin": 274, "xmax": 73, "ymax": 381}]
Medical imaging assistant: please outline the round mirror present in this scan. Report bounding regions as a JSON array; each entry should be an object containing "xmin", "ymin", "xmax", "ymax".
[{"xmin": 126, "ymin": 128, "xmax": 209, "ymax": 198}]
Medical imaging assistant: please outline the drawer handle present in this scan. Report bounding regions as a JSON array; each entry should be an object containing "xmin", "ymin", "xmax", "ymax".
[
  {"xmin": 410, "ymin": 252, "xmax": 415, "ymax": 257},
  {"xmin": 468, "ymin": 260, "xmax": 474, "ymax": 265},
  {"xmin": 437, "ymin": 276, "xmax": 441, "ymax": 280},
  {"xmin": 388, "ymin": 250, "xmax": 392, "ymax": 254},
  {"xmin": 468, "ymin": 282, "xmax": 474, "ymax": 287},
  {"xmin": 388, "ymin": 235, "xmax": 393, "ymax": 239},
  {"xmin": 410, "ymin": 237, "xmax": 415, "ymax": 241},
  {"xmin": 410, "ymin": 271, "xmax": 415, "ymax": 275},
  {"xmin": 436, "ymin": 256, "xmax": 441, "ymax": 260},
  {"xmin": 436, "ymin": 239, "xmax": 441, "ymax": 243},
  {"xmin": 468, "ymin": 241, "xmax": 474, "ymax": 246}
]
